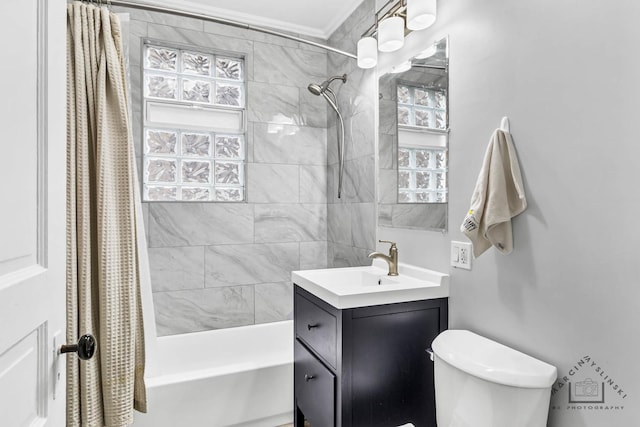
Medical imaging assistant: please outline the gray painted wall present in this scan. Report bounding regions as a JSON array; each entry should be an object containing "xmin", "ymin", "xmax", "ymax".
[
  {"xmin": 117, "ymin": 7, "xmax": 331, "ymax": 336},
  {"xmin": 376, "ymin": 0, "xmax": 640, "ymax": 425}
]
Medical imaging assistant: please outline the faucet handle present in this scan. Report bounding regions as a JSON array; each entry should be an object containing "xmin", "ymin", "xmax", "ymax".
[{"xmin": 378, "ymin": 240, "xmax": 398, "ymax": 252}]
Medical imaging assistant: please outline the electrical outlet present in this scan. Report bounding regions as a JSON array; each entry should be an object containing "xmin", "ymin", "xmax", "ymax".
[
  {"xmin": 451, "ymin": 241, "xmax": 472, "ymax": 270},
  {"xmin": 459, "ymin": 246, "xmax": 468, "ymax": 264}
]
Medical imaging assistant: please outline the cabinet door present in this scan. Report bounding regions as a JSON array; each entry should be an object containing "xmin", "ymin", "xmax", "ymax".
[
  {"xmin": 350, "ymin": 308, "xmax": 441, "ymax": 427},
  {"xmin": 295, "ymin": 340, "xmax": 335, "ymax": 427}
]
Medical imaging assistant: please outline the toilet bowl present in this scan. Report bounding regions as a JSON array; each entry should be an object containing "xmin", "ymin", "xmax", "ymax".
[{"xmin": 431, "ymin": 330, "xmax": 557, "ymax": 427}]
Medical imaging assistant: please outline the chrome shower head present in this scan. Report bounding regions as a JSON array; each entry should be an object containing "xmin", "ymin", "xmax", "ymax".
[
  {"xmin": 307, "ymin": 83, "xmax": 324, "ymax": 96},
  {"xmin": 307, "ymin": 74, "xmax": 347, "ymax": 199},
  {"xmin": 307, "ymin": 74, "xmax": 347, "ymax": 96}
]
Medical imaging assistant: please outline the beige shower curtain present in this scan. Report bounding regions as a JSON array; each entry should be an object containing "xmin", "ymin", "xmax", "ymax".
[{"xmin": 66, "ymin": 2, "xmax": 146, "ymax": 426}]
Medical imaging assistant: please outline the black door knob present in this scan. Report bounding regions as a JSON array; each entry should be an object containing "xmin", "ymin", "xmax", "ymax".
[{"xmin": 60, "ymin": 334, "xmax": 96, "ymax": 360}]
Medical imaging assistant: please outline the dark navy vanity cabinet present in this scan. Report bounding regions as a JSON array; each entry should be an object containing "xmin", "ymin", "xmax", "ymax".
[{"xmin": 293, "ymin": 285, "xmax": 448, "ymax": 427}]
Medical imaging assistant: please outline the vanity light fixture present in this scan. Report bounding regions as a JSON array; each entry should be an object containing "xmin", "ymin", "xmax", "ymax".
[
  {"xmin": 356, "ymin": 0, "xmax": 438, "ymax": 69},
  {"xmin": 378, "ymin": 15, "xmax": 405, "ymax": 52},
  {"xmin": 357, "ymin": 37, "xmax": 378, "ymax": 69},
  {"xmin": 407, "ymin": 0, "xmax": 437, "ymax": 31}
]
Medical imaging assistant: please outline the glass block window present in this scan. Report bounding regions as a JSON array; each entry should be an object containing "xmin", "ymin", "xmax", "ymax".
[
  {"xmin": 144, "ymin": 46, "xmax": 244, "ymax": 106},
  {"xmin": 143, "ymin": 44, "xmax": 246, "ymax": 201},
  {"xmin": 398, "ymin": 147, "xmax": 448, "ymax": 203},
  {"xmin": 143, "ymin": 129, "xmax": 245, "ymax": 201},
  {"xmin": 397, "ymin": 84, "xmax": 447, "ymax": 131}
]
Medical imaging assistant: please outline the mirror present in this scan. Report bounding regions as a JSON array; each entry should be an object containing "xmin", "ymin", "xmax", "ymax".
[{"xmin": 378, "ymin": 36, "xmax": 449, "ymax": 231}]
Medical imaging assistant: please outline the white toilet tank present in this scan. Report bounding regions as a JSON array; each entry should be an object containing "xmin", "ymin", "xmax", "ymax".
[{"xmin": 431, "ymin": 330, "xmax": 557, "ymax": 427}]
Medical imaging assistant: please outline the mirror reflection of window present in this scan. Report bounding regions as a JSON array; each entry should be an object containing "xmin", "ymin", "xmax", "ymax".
[
  {"xmin": 398, "ymin": 145, "xmax": 447, "ymax": 203},
  {"xmin": 378, "ymin": 36, "xmax": 449, "ymax": 230},
  {"xmin": 396, "ymin": 84, "xmax": 446, "ymax": 130},
  {"xmin": 394, "ymin": 40, "xmax": 448, "ymax": 205}
]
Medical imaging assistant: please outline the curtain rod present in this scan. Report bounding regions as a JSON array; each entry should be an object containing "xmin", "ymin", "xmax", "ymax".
[{"xmin": 109, "ymin": 0, "xmax": 357, "ymax": 59}]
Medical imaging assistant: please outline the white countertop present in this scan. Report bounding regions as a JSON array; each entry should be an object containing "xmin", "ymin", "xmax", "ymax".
[{"xmin": 292, "ymin": 260, "xmax": 449, "ymax": 309}]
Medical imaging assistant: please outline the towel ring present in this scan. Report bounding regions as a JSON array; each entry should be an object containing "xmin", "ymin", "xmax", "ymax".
[{"xmin": 500, "ymin": 116, "xmax": 510, "ymax": 132}]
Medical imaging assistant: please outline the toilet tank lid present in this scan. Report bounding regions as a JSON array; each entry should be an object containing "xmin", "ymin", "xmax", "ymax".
[{"xmin": 431, "ymin": 330, "xmax": 557, "ymax": 389}]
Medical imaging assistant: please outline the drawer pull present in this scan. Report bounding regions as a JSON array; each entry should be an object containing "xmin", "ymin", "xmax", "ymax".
[
  {"xmin": 305, "ymin": 374, "xmax": 316, "ymax": 382},
  {"xmin": 307, "ymin": 323, "xmax": 320, "ymax": 330}
]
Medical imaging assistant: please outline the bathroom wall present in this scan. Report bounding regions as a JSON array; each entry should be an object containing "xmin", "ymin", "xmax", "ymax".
[
  {"xmin": 376, "ymin": 0, "xmax": 640, "ymax": 425},
  {"xmin": 115, "ymin": 6, "xmax": 330, "ymax": 336},
  {"xmin": 326, "ymin": 0, "xmax": 378, "ymax": 267}
]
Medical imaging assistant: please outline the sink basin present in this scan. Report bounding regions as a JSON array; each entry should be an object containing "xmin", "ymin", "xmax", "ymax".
[
  {"xmin": 292, "ymin": 259, "xmax": 449, "ymax": 309},
  {"xmin": 322, "ymin": 269, "xmax": 401, "ymax": 287}
]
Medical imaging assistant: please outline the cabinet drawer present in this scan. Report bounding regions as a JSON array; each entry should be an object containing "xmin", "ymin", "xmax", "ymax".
[
  {"xmin": 295, "ymin": 340, "xmax": 335, "ymax": 427},
  {"xmin": 295, "ymin": 293, "xmax": 337, "ymax": 368}
]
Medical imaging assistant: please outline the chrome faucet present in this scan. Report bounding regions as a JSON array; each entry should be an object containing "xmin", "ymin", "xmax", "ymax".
[{"xmin": 368, "ymin": 240, "xmax": 398, "ymax": 276}]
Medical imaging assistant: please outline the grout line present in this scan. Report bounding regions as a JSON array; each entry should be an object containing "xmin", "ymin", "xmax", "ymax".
[{"xmin": 202, "ymin": 244, "xmax": 206, "ymax": 289}]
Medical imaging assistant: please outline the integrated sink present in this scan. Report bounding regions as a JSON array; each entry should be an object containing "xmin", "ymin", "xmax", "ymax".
[
  {"xmin": 321, "ymin": 269, "xmax": 400, "ymax": 287},
  {"xmin": 292, "ymin": 259, "xmax": 449, "ymax": 309}
]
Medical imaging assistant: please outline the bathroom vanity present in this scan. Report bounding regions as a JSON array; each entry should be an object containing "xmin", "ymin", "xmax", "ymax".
[{"xmin": 292, "ymin": 263, "xmax": 449, "ymax": 427}]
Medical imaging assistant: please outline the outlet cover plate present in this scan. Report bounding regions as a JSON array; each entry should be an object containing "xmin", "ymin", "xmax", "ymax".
[{"xmin": 451, "ymin": 241, "xmax": 472, "ymax": 270}]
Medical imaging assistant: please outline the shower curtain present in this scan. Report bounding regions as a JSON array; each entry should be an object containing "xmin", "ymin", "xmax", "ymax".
[{"xmin": 66, "ymin": 2, "xmax": 146, "ymax": 426}]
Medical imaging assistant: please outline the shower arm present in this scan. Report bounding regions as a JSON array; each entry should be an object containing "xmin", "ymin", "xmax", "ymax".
[{"xmin": 323, "ymin": 87, "xmax": 345, "ymax": 199}]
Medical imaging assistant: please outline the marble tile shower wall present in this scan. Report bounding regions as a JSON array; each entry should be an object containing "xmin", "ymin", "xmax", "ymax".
[
  {"xmin": 116, "ymin": 7, "xmax": 330, "ymax": 336},
  {"xmin": 326, "ymin": 0, "xmax": 378, "ymax": 267}
]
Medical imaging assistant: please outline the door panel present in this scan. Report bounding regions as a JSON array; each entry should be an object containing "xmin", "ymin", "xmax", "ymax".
[
  {"xmin": 0, "ymin": 327, "xmax": 45, "ymax": 427},
  {"xmin": 0, "ymin": 0, "xmax": 38, "ymax": 276},
  {"xmin": 0, "ymin": 0, "xmax": 67, "ymax": 425}
]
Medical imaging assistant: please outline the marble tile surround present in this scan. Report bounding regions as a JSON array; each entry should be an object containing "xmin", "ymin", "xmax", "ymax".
[
  {"xmin": 148, "ymin": 203, "xmax": 254, "ymax": 247},
  {"xmin": 205, "ymin": 243, "xmax": 299, "ymax": 287},
  {"xmin": 254, "ymin": 204, "xmax": 327, "ymax": 243},
  {"xmin": 255, "ymin": 282, "xmax": 294, "ymax": 323},
  {"xmin": 153, "ymin": 286, "xmax": 255, "ymax": 335},
  {"xmin": 325, "ymin": 0, "xmax": 378, "ymax": 268},
  {"xmin": 118, "ymin": 6, "xmax": 334, "ymax": 336},
  {"xmin": 148, "ymin": 246, "xmax": 204, "ymax": 292},
  {"xmin": 118, "ymin": 2, "xmax": 381, "ymax": 334}
]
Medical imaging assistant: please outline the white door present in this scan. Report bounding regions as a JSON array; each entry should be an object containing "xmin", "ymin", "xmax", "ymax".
[{"xmin": 0, "ymin": 0, "xmax": 67, "ymax": 426}]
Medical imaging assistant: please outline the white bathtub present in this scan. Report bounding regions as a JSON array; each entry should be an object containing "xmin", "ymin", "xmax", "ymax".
[{"xmin": 133, "ymin": 320, "xmax": 294, "ymax": 427}]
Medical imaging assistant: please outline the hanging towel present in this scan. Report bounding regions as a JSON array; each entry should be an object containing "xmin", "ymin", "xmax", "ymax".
[{"xmin": 461, "ymin": 128, "xmax": 526, "ymax": 257}]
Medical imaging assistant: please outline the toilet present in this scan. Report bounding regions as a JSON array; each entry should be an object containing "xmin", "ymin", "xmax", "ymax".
[{"xmin": 431, "ymin": 330, "xmax": 557, "ymax": 427}]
